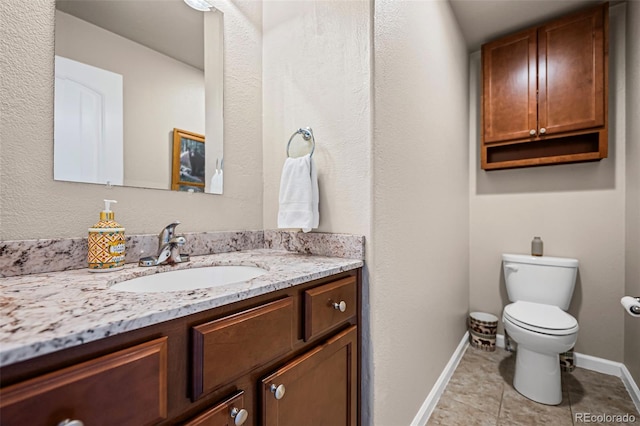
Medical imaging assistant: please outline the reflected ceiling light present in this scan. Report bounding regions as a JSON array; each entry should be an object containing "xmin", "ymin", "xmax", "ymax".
[{"xmin": 184, "ymin": 0, "xmax": 215, "ymax": 12}]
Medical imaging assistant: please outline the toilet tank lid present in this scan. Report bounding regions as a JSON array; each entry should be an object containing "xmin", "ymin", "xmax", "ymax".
[{"xmin": 502, "ymin": 253, "xmax": 578, "ymax": 268}]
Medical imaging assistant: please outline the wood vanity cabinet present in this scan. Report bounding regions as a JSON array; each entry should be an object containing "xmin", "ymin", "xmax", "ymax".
[
  {"xmin": 191, "ymin": 297, "xmax": 295, "ymax": 400},
  {"xmin": 0, "ymin": 337, "xmax": 168, "ymax": 426},
  {"xmin": 261, "ymin": 326, "xmax": 357, "ymax": 426},
  {"xmin": 481, "ymin": 3, "xmax": 608, "ymax": 169},
  {"xmin": 183, "ymin": 391, "xmax": 247, "ymax": 426},
  {"xmin": 0, "ymin": 269, "xmax": 361, "ymax": 426}
]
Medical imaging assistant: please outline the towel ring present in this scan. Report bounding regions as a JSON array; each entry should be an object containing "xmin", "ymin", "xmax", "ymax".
[{"xmin": 286, "ymin": 127, "xmax": 315, "ymax": 158}]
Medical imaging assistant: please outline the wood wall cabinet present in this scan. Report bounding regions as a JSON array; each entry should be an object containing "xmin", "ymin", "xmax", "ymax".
[
  {"xmin": 0, "ymin": 270, "xmax": 361, "ymax": 426},
  {"xmin": 481, "ymin": 3, "xmax": 608, "ymax": 170}
]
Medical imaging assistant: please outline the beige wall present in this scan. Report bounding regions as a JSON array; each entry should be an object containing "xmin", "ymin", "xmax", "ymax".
[
  {"xmin": 55, "ymin": 10, "xmax": 206, "ymax": 190},
  {"xmin": 261, "ymin": 1, "xmax": 373, "ymax": 421},
  {"xmin": 0, "ymin": 0, "xmax": 263, "ymax": 240},
  {"xmin": 469, "ymin": 4, "xmax": 628, "ymax": 362},
  {"xmin": 625, "ymin": 0, "xmax": 640, "ymax": 384},
  {"xmin": 261, "ymin": 1, "xmax": 371, "ymax": 238},
  {"xmin": 373, "ymin": 1, "xmax": 469, "ymax": 424}
]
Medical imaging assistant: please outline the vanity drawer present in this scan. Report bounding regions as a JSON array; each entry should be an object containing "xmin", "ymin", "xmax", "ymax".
[
  {"xmin": 184, "ymin": 390, "xmax": 248, "ymax": 426},
  {"xmin": 192, "ymin": 297, "xmax": 294, "ymax": 400},
  {"xmin": 304, "ymin": 276, "xmax": 357, "ymax": 341},
  {"xmin": 0, "ymin": 337, "xmax": 168, "ymax": 426}
]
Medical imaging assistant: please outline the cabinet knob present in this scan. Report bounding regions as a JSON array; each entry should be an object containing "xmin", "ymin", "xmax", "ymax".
[
  {"xmin": 529, "ymin": 129, "xmax": 536, "ymax": 136},
  {"xmin": 332, "ymin": 301, "xmax": 347, "ymax": 312},
  {"xmin": 539, "ymin": 127, "xmax": 546, "ymax": 134},
  {"xmin": 57, "ymin": 420, "xmax": 84, "ymax": 426},
  {"xmin": 270, "ymin": 383, "xmax": 286, "ymax": 400},
  {"xmin": 230, "ymin": 407, "xmax": 248, "ymax": 426}
]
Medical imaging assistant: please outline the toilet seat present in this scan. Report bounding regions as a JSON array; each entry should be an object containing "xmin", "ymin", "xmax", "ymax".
[{"xmin": 504, "ymin": 301, "xmax": 578, "ymax": 336}]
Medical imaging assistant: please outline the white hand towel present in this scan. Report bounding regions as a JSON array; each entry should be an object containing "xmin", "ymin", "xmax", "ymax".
[
  {"xmin": 210, "ymin": 170, "xmax": 223, "ymax": 194},
  {"xmin": 278, "ymin": 154, "xmax": 319, "ymax": 232}
]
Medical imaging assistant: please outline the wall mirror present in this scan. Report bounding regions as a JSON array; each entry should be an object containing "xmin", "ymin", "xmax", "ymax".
[{"xmin": 54, "ymin": 0, "xmax": 224, "ymax": 194}]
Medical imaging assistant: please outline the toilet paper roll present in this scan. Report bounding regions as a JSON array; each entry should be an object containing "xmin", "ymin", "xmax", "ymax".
[{"xmin": 620, "ymin": 296, "xmax": 640, "ymax": 317}]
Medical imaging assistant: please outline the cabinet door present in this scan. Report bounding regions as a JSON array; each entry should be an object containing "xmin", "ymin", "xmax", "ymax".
[
  {"xmin": 184, "ymin": 391, "xmax": 249, "ymax": 426},
  {"xmin": 0, "ymin": 337, "xmax": 167, "ymax": 426},
  {"xmin": 482, "ymin": 28, "xmax": 538, "ymax": 144},
  {"xmin": 538, "ymin": 5, "xmax": 606, "ymax": 136},
  {"xmin": 262, "ymin": 326, "xmax": 357, "ymax": 426}
]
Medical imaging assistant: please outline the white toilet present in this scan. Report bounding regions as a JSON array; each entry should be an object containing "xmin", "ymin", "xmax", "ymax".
[{"xmin": 502, "ymin": 253, "xmax": 579, "ymax": 405}]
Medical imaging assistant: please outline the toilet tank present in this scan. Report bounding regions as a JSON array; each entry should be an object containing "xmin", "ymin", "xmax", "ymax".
[{"xmin": 503, "ymin": 253, "xmax": 578, "ymax": 310}]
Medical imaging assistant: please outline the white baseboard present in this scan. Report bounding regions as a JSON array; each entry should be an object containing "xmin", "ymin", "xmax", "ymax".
[
  {"xmin": 621, "ymin": 364, "xmax": 640, "ymax": 414},
  {"xmin": 410, "ymin": 332, "xmax": 469, "ymax": 426},
  {"xmin": 574, "ymin": 353, "xmax": 640, "ymax": 413},
  {"xmin": 496, "ymin": 333, "xmax": 505, "ymax": 349},
  {"xmin": 574, "ymin": 352, "xmax": 624, "ymax": 376}
]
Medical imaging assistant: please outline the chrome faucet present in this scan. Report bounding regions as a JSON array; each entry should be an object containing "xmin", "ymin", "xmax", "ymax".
[{"xmin": 139, "ymin": 221, "xmax": 190, "ymax": 266}]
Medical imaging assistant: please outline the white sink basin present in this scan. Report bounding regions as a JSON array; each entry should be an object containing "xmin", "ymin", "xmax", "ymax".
[{"xmin": 110, "ymin": 265, "xmax": 268, "ymax": 293}]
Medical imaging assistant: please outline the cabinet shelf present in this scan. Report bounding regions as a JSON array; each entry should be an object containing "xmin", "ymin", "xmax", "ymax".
[{"xmin": 483, "ymin": 130, "xmax": 605, "ymax": 170}]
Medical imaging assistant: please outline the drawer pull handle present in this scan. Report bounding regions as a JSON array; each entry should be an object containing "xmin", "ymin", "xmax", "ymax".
[
  {"xmin": 332, "ymin": 301, "xmax": 347, "ymax": 312},
  {"xmin": 58, "ymin": 420, "xmax": 84, "ymax": 426},
  {"xmin": 539, "ymin": 127, "xmax": 547, "ymax": 134},
  {"xmin": 270, "ymin": 383, "xmax": 286, "ymax": 400},
  {"xmin": 529, "ymin": 129, "xmax": 536, "ymax": 136},
  {"xmin": 230, "ymin": 407, "xmax": 249, "ymax": 425}
]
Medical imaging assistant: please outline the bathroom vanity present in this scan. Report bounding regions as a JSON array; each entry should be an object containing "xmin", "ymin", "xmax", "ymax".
[{"xmin": 0, "ymin": 250, "xmax": 362, "ymax": 425}]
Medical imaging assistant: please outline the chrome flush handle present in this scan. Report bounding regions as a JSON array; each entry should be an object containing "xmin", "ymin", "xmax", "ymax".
[{"xmin": 505, "ymin": 264, "xmax": 519, "ymax": 272}]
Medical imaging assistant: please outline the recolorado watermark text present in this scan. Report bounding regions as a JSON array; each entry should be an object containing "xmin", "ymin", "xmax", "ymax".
[{"xmin": 574, "ymin": 412, "xmax": 637, "ymax": 423}]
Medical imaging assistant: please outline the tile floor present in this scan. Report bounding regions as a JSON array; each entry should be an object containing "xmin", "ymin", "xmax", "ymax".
[{"xmin": 428, "ymin": 346, "xmax": 640, "ymax": 425}]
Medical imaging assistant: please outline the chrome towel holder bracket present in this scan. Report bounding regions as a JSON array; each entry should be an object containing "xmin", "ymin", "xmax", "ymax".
[{"xmin": 286, "ymin": 127, "xmax": 315, "ymax": 158}]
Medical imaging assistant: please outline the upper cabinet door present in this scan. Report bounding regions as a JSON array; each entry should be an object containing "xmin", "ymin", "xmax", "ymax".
[
  {"xmin": 482, "ymin": 28, "xmax": 538, "ymax": 144},
  {"xmin": 538, "ymin": 5, "xmax": 606, "ymax": 136}
]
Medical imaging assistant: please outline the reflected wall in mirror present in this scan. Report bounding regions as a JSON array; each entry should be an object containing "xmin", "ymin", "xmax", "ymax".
[{"xmin": 53, "ymin": 0, "xmax": 223, "ymax": 194}]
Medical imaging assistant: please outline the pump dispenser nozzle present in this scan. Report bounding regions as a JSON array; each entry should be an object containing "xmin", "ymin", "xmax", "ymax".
[
  {"xmin": 104, "ymin": 199, "xmax": 117, "ymax": 211},
  {"xmin": 100, "ymin": 199, "xmax": 117, "ymax": 221}
]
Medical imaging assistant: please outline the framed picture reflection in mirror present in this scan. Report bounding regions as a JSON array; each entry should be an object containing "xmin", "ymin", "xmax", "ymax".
[{"xmin": 172, "ymin": 128, "xmax": 205, "ymax": 192}]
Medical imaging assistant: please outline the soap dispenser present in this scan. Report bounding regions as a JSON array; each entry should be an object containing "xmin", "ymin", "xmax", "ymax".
[{"xmin": 88, "ymin": 199, "xmax": 126, "ymax": 272}]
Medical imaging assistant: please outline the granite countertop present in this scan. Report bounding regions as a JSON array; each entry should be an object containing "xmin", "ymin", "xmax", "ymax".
[{"xmin": 0, "ymin": 249, "xmax": 363, "ymax": 368}]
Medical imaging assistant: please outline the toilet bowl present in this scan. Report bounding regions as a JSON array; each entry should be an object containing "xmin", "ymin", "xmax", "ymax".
[
  {"xmin": 502, "ymin": 301, "xmax": 578, "ymax": 405},
  {"xmin": 502, "ymin": 253, "xmax": 579, "ymax": 405}
]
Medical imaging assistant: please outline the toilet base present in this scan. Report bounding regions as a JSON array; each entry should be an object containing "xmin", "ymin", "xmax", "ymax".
[{"xmin": 513, "ymin": 346, "xmax": 563, "ymax": 405}]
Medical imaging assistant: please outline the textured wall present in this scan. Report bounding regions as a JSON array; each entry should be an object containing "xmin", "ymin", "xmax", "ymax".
[
  {"xmin": 0, "ymin": 0, "xmax": 263, "ymax": 240},
  {"xmin": 261, "ymin": 3, "xmax": 373, "ymax": 421},
  {"xmin": 625, "ymin": 0, "xmax": 640, "ymax": 385},
  {"xmin": 372, "ymin": 1, "xmax": 470, "ymax": 424},
  {"xmin": 261, "ymin": 1, "xmax": 371, "ymax": 238},
  {"xmin": 469, "ymin": 4, "xmax": 628, "ymax": 362}
]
